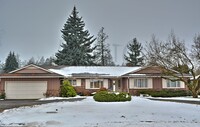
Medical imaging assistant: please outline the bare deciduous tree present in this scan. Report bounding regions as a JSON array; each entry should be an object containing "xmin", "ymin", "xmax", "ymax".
[
  {"xmin": 191, "ymin": 34, "xmax": 200, "ymax": 61},
  {"xmin": 145, "ymin": 33, "xmax": 200, "ymax": 98}
]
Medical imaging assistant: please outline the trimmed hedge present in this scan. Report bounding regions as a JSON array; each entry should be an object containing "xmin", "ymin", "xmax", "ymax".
[
  {"xmin": 137, "ymin": 89, "xmax": 191, "ymax": 97},
  {"xmin": 93, "ymin": 91, "xmax": 131, "ymax": 102}
]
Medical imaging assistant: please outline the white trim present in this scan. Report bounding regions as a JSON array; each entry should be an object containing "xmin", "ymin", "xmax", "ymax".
[
  {"xmin": 9, "ymin": 64, "xmax": 54, "ymax": 74},
  {"xmin": 162, "ymin": 79, "xmax": 185, "ymax": 88},
  {"xmin": 103, "ymin": 79, "xmax": 108, "ymax": 89},
  {"xmin": 1, "ymin": 76, "xmax": 62, "ymax": 78},
  {"xmin": 85, "ymin": 79, "xmax": 105, "ymax": 89},
  {"xmin": 76, "ymin": 79, "xmax": 81, "ymax": 86}
]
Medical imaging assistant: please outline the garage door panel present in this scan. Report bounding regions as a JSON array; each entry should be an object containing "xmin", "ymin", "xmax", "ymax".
[
  {"xmin": 6, "ymin": 90, "xmax": 46, "ymax": 94},
  {"xmin": 5, "ymin": 81, "xmax": 47, "ymax": 99},
  {"xmin": 5, "ymin": 85, "xmax": 46, "ymax": 91}
]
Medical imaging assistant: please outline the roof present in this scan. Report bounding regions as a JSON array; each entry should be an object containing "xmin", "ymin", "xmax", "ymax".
[
  {"xmin": 0, "ymin": 64, "xmax": 63, "ymax": 78},
  {"xmin": 49, "ymin": 66, "xmax": 142, "ymax": 77},
  {"xmin": 9, "ymin": 64, "xmax": 54, "ymax": 74}
]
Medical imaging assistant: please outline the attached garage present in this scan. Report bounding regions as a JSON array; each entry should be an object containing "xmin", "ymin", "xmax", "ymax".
[
  {"xmin": 5, "ymin": 81, "xmax": 47, "ymax": 99},
  {"xmin": 0, "ymin": 64, "xmax": 63, "ymax": 99}
]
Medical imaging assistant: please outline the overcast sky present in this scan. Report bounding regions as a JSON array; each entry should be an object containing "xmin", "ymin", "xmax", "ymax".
[{"xmin": 0, "ymin": 0, "xmax": 200, "ymax": 65}]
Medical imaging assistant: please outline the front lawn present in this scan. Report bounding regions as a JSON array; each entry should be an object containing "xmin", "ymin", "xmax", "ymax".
[{"xmin": 0, "ymin": 96, "xmax": 199, "ymax": 127}]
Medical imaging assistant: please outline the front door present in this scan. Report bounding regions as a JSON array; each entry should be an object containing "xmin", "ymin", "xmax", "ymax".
[{"xmin": 108, "ymin": 79, "xmax": 122, "ymax": 92}]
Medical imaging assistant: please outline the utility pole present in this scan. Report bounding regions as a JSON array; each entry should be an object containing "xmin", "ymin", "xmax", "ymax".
[{"xmin": 112, "ymin": 44, "xmax": 120, "ymax": 63}]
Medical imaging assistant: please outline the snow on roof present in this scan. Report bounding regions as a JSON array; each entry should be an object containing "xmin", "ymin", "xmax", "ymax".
[{"xmin": 49, "ymin": 66, "xmax": 141, "ymax": 77}]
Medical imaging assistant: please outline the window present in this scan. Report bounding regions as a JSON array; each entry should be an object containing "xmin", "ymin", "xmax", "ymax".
[
  {"xmin": 69, "ymin": 80, "xmax": 77, "ymax": 86},
  {"xmin": 118, "ymin": 80, "xmax": 121, "ymax": 88},
  {"xmin": 167, "ymin": 80, "xmax": 180, "ymax": 88},
  {"xmin": 90, "ymin": 79, "xmax": 103, "ymax": 89},
  {"xmin": 134, "ymin": 79, "xmax": 148, "ymax": 88}
]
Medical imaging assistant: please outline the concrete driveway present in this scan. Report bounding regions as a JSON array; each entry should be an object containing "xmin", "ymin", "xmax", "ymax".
[{"xmin": 0, "ymin": 98, "xmax": 85, "ymax": 112}]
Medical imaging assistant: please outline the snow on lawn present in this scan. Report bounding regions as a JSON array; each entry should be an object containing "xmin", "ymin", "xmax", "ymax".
[
  {"xmin": 0, "ymin": 97, "xmax": 200, "ymax": 127},
  {"xmin": 147, "ymin": 96, "xmax": 200, "ymax": 101},
  {"xmin": 38, "ymin": 95, "xmax": 86, "ymax": 101}
]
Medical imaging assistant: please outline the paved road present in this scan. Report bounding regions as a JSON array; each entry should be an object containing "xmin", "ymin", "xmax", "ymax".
[{"xmin": 0, "ymin": 98, "xmax": 85, "ymax": 112}]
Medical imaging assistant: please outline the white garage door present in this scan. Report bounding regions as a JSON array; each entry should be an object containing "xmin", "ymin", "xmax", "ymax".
[{"xmin": 5, "ymin": 81, "xmax": 47, "ymax": 99}]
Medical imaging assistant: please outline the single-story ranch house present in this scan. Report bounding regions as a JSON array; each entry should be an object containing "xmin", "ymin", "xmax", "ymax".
[{"xmin": 0, "ymin": 64, "xmax": 191, "ymax": 99}]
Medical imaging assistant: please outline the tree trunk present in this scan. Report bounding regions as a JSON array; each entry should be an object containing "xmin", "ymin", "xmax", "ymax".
[
  {"xmin": 192, "ymin": 91, "xmax": 198, "ymax": 98},
  {"xmin": 186, "ymin": 80, "xmax": 199, "ymax": 98}
]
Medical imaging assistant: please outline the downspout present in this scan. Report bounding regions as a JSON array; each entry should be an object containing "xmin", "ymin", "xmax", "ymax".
[{"xmin": 127, "ymin": 77, "xmax": 130, "ymax": 93}]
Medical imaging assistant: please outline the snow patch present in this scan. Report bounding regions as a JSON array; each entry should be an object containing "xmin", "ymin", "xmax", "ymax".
[
  {"xmin": 49, "ymin": 66, "xmax": 141, "ymax": 77},
  {"xmin": 148, "ymin": 96, "xmax": 200, "ymax": 102},
  {"xmin": 38, "ymin": 95, "xmax": 86, "ymax": 101}
]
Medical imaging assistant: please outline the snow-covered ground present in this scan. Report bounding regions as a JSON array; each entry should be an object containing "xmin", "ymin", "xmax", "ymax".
[
  {"xmin": 38, "ymin": 95, "xmax": 86, "ymax": 101},
  {"xmin": 147, "ymin": 96, "xmax": 200, "ymax": 101},
  {"xmin": 0, "ymin": 97, "xmax": 200, "ymax": 127}
]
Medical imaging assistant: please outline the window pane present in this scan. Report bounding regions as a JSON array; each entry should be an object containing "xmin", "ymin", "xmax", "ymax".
[
  {"xmin": 90, "ymin": 80, "xmax": 93, "ymax": 88},
  {"xmin": 94, "ymin": 81, "xmax": 99, "ymax": 88},
  {"xmin": 177, "ymin": 81, "xmax": 180, "ymax": 87},
  {"xmin": 134, "ymin": 79, "xmax": 137, "ymax": 87},
  {"xmin": 145, "ymin": 79, "xmax": 147, "ymax": 87},
  {"xmin": 72, "ymin": 80, "xmax": 76, "ymax": 86},
  {"xmin": 100, "ymin": 81, "xmax": 103, "ymax": 88},
  {"xmin": 167, "ymin": 80, "xmax": 170, "ymax": 87}
]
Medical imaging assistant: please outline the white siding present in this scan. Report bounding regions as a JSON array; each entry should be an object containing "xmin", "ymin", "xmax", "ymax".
[
  {"xmin": 162, "ymin": 79, "xmax": 167, "ymax": 88},
  {"xmin": 180, "ymin": 81, "xmax": 185, "ymax": 88},
  {"xmin": 85, "ymin": 79, "xmax": 90, "ymax": 89},
  {"xmin": 148, "ymin": 78, "xmax": 153, "ymax": 88},
  {"xmin": 129, "ymin": 78, "xmax": 135, "ymax": 89},
  {"xmin": 103, "ymin": 79, "xmax": 108, "ymax": 89},
  {"xmin": 76, "ymin": 79, "xmax": 81, "ymax": 86}
]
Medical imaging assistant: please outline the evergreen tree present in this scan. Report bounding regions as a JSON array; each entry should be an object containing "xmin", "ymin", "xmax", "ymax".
[
  {"xmin": 55, "ymin": 6, "xmax": 96, "ymax": 66},
  {"xmin": 0, "ymin": 61, "xmax": 4, "ymax": 74},
  {"xmin": 94, "ymin": 27, "xmax": 114, "ymax": 66},
  {"xmin": 124, "ymin": 38, "xmax": 143, "ymax": 66},
  {"xmin": 4, "ymin": 51, "xmax": 19, "ymax": 73}
]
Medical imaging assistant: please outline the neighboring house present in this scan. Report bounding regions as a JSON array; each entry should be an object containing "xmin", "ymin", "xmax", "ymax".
[{"xmin": 0, "ymin": 64, "xmax": 192, "ymax": 99}]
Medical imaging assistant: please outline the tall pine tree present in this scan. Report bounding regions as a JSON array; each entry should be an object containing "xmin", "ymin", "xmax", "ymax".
[
  {"xmin": 94, "ymin": 27, "xmax": 114, "ymax": 66},
  {"xmin": 124, "ymin": 38, "xmax": 143, "ymax": 66},
  {"xmin": 55, "ymin": 6, "xmax": 96, "ymax": 66},
  {"xmin": 4, "ymin": 51, "xmax": 19, "ymax": 73}
]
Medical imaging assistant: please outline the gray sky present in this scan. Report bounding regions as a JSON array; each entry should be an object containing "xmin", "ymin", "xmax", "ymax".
[{"xmin": 0, "ymin": 0, "xmax": 200, "ymax": 65}]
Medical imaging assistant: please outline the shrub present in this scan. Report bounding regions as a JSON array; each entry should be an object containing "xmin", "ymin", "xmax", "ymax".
[
  {"xmin": 97, "ymin": 87, "xmax": 107, "ymax": 92},
  {"xmin": 137, "ymin": 89, "xmax": 191, "ymax": 97},
  {"xmin": 93, "ymin": 91, "xmax": 131, "ymax": 102},
  {"xmin": 0, "ymin": 92, "xmax": 6, "ymax": 99},
  {"xmin": 60, "ymin": 80, "xmax": 77, "ymax": 97},
  {"xmin": 74, "ymin": 87, "xmax": 93, "ymax": 96}
]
